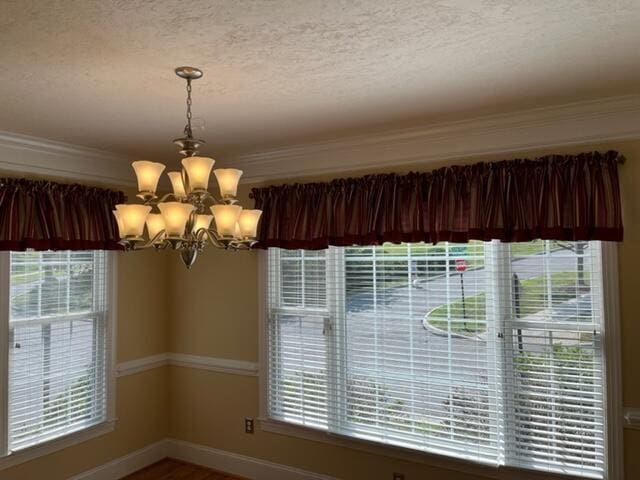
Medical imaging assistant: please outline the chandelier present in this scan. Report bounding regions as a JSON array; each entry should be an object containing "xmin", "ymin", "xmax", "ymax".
[{"xmin": 112, "ymin": 66, "xmax": 262, "ymax": 268}]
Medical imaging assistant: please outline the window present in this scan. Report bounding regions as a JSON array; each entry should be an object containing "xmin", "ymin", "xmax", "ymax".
[
  {"xmin": 265, "ymin": 241, "xmax": 618, "ymax": 479},
  {"xmin": 0, "ymin": 250, "xmax": 113, "ymax": 458}
]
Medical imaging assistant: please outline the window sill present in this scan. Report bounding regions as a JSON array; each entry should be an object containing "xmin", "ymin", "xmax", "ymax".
[
  {"xmin": 0, "ymin": 419, "xmax": 116, "ymax": 471},
  {"xmin": 259, "ymin": 418, "xmax": 597, "ymax": 480}
]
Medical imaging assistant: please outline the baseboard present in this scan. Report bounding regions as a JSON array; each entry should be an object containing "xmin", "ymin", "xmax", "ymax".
[
  {"xmin": 71, "ymin": 438, "xmax": 336, "ymax": 480},
  {"xmin": 68, "ymin": 440, "xmax": 169, "ymax": 480},
  {"xmin": 167, "ymin": 438, "xmax": 336, "ymax": 480}
]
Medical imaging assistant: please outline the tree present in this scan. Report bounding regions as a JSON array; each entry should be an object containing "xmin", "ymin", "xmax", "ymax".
[{"xmin": 554, "ymin": 241, "xmax": 589, "ymax": 287}]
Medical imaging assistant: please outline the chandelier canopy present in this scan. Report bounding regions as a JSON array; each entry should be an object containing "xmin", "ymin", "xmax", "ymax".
[{"xmin": 113, "ymin": 66, "xmax": 261, "ymax": 268}]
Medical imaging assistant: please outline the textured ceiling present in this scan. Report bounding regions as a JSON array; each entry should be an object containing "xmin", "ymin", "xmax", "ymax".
[{"xmin": 1, "ymin": 0, "xmax": 640, "ymax": 162}]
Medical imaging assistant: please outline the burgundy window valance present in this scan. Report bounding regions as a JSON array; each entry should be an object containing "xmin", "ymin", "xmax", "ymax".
[
  {"xmin": 251, "ymin": 150, "xmax": 624, "ymax": 250},
  {"xmin": 0, "ymin": 178, "xmax": 125, "ymax": 251}
]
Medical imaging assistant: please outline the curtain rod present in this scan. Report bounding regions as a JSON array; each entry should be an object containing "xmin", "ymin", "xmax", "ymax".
[{"xmin": 618, "ymin": 154, "xmax": 626, "ymax": 164}]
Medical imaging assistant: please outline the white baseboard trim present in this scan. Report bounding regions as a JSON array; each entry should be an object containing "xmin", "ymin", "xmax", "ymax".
[
  {"xmin": 68, "ymin": 439, "xmax": 169, "ymax": 480},
  {"xmin": 72, "ymin": 438, "xmax": 335, "ymax": 480},
  {"xmin": 116, "ymin": 353, "xmax": 258, "ymax": 378},
  {"xmin": 167, "ymin": 438, "xmax": 336, "ymax": 480}
]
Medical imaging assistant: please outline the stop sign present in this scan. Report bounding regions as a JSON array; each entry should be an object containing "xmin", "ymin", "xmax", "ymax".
[{"xmin": 455, "ymin": 259, "xmax": 467, "ymax": 272}]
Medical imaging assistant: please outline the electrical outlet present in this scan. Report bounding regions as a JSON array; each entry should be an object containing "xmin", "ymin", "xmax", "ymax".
[
  {"xmin": 244, "ymin": 417, "xmax": 254, "ymax": 434},
  {"xmin": 392, "ymin": 473, "xmax": 405, "ymax": 480}
]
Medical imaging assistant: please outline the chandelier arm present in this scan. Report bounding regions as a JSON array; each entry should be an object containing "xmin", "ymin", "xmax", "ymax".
[
  {"xmin": 189, "ymin": 190, "xmax": 237, "ymax": 207},
  {"xmin": 155, "ymin": 192, "xmax": 182, "ymax": 204},
  {"xmin": 132, "ymin": 242, "xmax": 156, "ymax": 250},
  {"xmin": 125, "ymin": 229, "xmax": 168, "ymax": 250},
  {"xmin": 118, "ymin": 240, "xmax": 133, "ymax": 251},
  {"xmin": 200, "ymin": 228, "xmax": 228, "ymax": 249},
  {"xmin": 148, "ymin": 229, "xmax": 168, "ymax": 245},
  {"xmin": 210, "ymin": 195, "xmax": 239, "ymax": 206},
  {"xmin": 205, "ymin": 194, "xmax": 224, "ymax": 205},
  {"xmin": 232, "ymin": 239, "xmax": 257, "ymax": 250}
]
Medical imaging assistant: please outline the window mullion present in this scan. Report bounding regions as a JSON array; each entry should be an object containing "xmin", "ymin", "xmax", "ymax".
[
  {"xmin": 599, "ymin": 241, "xmax": 623, "ymax": 480},
  {"xmin": 326, "ymin": 247, "xmax": 346, "ymax": 433},
  {"xmin": 0, "ymin": 252, "xmax": 9, "ymax": 456},
  {"xmin": 486, "ymin": 240, "xmax": 514, "ymax": 466},
  {"xmin": 92, "ymin": 253, "xmax": 103, "ymax": 419}
]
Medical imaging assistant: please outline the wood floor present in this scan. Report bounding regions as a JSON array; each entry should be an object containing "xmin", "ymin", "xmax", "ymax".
[{"xmin": 122, "ymin": 459, "xmax": 246, "ymax": 480}]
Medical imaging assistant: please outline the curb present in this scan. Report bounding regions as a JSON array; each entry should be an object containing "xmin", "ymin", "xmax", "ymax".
[{"xmin": 421, "ymin": 307, "xmax": 486, "ymax": 341}]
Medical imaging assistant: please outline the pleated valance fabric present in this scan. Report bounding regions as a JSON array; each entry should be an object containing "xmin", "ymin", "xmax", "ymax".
[
  {"xmin": 0, "ymin": 178, "xmax": 125, "ymax": 251},
  {"xmin": 251, "ymin": 151, "xmax": 624, "ymax": 249}
]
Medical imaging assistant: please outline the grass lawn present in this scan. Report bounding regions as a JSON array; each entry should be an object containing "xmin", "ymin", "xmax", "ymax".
[
  {"xmin": 10, "ymin": 271, "xmax": 40, "ymax": 285},
  {"xmin": 510, "ymin": 242, "xmax": 546, "ymax": 256},
  {"xmin": 428, "ymin": 293, "xmax": 487, "ymax": 335},
  {"xmin": 427, "ymin": 271, "xmax": 588, "ymax": 335},
  {"xmin": 510, "ymin": 240, "xmax": 569, "ymax": 257}
]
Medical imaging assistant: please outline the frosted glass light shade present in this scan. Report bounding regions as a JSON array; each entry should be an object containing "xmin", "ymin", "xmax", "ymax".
[
  {"xmin": 112, "ymin": 210, "xmax": 125, "ymax": 238},
  {"xmin": 167, "ymin": 171, "xmax": 186, "ymax": 199},
  {"xmin": 238, "ymin": 209, "xmax": 262, "ymax": 238},
  {"xmin": 115, "ymin": 204, "xmax": 151, "ymax": 238},
  {"xmin": 192, "ymin": 214, "xmax": 213, "ymax": 233},
  {"xmin": 181, "ymin": 156, "xmax": 215, "ymax": 191},
  {"xmin": 146, "ymin": 214, "xmax": 166, "ymax": 242},
  {"xmin": 214, "ymin": 168, "xmax": 243, "ymax": 198},
  {"xmin": 132, "ymin": 161, "xmax": 165, "ymax": 193},
  {"xmin": 211, "ymin": 204, "xmax": 242, "ymax": 237},
  {"xmin": 158, "ymin": 202, "xmax": 195, "ymax": 237}
]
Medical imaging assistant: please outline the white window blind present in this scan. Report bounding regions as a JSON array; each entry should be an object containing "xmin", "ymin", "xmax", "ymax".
[
  {"xmin": 6, "ymin": 250, "xmax": 110, "ymax": 452},
  {"xmin": 268, "ymin": 250, "xmax": 329, "ymax": 429},
  {"xmin": 266, "ymin": 240, "xmax": 608, "ymax": 478}
]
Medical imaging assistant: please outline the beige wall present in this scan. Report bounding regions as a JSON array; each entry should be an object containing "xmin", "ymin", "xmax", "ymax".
[
  {"xmin": 0, "ymin": 249, "xmax": 172, "ymax": 480},
  {"xmin": 168, "ymin": 140, "xmax": 640, "ymax": 480}
]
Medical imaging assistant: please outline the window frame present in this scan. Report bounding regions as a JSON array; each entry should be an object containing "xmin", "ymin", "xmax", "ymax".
[
  {"xmin": 0, "ymin": 250, "xmax": 117, "ymax": 470},
  {"xmin": 258, "ymin": 242, "xmax": 624, "ymax": 480}
]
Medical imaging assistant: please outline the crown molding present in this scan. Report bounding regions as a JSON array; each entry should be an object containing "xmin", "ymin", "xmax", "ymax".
[
  {"xmin": 232, "ymin": 95, "xmax": 640, "ymax": 183},
  {"xmin": 0, "ymin": 131, "xmax": 134, "ymax": 187},
  {"xmin": 3, "ymin": 95, "xmax": 640, "ymax": 187}
]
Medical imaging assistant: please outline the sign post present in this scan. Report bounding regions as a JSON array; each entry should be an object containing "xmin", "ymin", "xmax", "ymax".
[{"xmin": 455, "ymin": 259, "xmax": 468, "ymax": 321}]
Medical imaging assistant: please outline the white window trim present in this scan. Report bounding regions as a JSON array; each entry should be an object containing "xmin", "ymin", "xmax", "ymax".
[
  {"xmin": 600, "ymin": 243, "xmax": 624, "ymax": 480},
  {"xmin": 257, "ymin": 243, "xmax": 625, "ymax": 480},
  {"xmin": 0, "ymin": 251, "xmax": 118, "ymax": 471}
]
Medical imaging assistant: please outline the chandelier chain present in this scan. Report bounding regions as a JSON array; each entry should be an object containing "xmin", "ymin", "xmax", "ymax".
[{"xmin": 184, "ymin": 78, "xmax": 193, "ymax": 138}]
